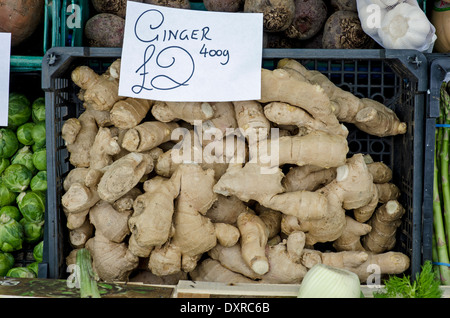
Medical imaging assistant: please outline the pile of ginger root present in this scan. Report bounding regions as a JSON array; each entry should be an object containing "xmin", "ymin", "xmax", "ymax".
[{"xmin": 62, "ymin": 57, "xmax": 410, "ymax": 286}]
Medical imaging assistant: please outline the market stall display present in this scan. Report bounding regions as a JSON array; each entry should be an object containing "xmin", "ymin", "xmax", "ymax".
[{"xmin": 40, "ymin": 47, "xmax": 428, "ymax": 293}]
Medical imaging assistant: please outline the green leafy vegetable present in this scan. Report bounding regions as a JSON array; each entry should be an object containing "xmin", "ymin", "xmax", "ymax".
[
  {"xmin": 0, "ymin": 205, "xmax": 21, "ymax": 222},
  {"xmin": 11, "ymin": 146, "xmax": 36, "ymax": 174},
  {"xmin": 20, "ymin": 219, "xmax": 44, "ymax": 243},
  {"xmin": 32, "ymin": 148, "xmax": 46, "ymax": 171},
  {"xmin": 0, "ymin": 213, "xmax": 24, "ymax": 252},
  {"xmin": 17, "ymin": 191, "xmax": 46, "ymax": 223},
  {"xmin": 30, "ymin": 121, "xmax": 45, "ymax": 150},
  {"xmin": 374, "ymin": 261, "xmax": 442, "ymax": 298},
  {"xmin": 33, "ymin": 240, "xmax": 43, "ymax": 263},
  {"xmin": 6, "ymin": 266, "xmax": 36, "ymax": 278},
  {"xmin": 8, "ymin": 93, "xmax": 31, "ymax": 129},
  {"xmin": 30, "ymin": 171, "xmax": 47, "ymax": 192},
  {"xmin": 0, "ymin": 251, "xmax": 14, "ymax": 276},
  {"xmin": 2, "ymin": 164, "xmax": 32, "ymax": 192},
  {"xmin": 0, "ymin": 128, "xmax": 19, "ymax": 159},
  {"xmin": 16, "ymin": 122, "xmax": 36, "ymax": 146},
  {"xmin": 0, "ymin": 158, "xmax": 10, "ymax": 175},
  {"xmin": 31, "ymin": 97, "xmax": 45, "ymax": 123},
  {"xmin": 0, "ymin": 180, "xmax": 17, "ymax": 207},
  {"xmin": 27, "ymin": 261, "xmax": 39, "ymax": 276}
]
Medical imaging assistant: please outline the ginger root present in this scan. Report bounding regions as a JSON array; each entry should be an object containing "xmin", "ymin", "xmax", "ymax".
[
  {"xmin": 275, "ymin": 132, "xmax": 348, "ymax": 168},
  {"xmin": 69, "ymin": 219, "xmax": 94, "ymax": 248},
  {"xmin": 260, "ymin": 231, "xmax": 307, "ymax": 284},
  {"xmin": 151, "ymin": 101, "xmax": 214, "ymax": 124},
  {"xmin": 206, "ymin": 194, "xmax": 248, "ymax": 224},
  {"xmin": 90, "ymin": 200, "xmax": 132, "ymax": 243},
  {"xmin": 259, "ymin": 67, "xmax": 341, "ymax": 132},
  {"xmin": 71, "ymin": 64, "xmax": 122, "ymax": 111},
  {"xmin": 122, "ymin": 121, "xmax": 179, "ymax": 153},
  {"xmin": 97, "ymin": 152, "xmax": 155, "ymax": 203},
  {"xmin": 264, "ymin": 101, "xmax": 348, "ymax": 137},
  {"xmin": 362, "ymin": 200, "xmax": 405, "ymax": 253},
  {"xmin": 128, "ymin": 174, "xmax": 181, "ymax": 257},
  {"xmin": 62, "ymin": 110, "xmax": 98, "ymax": 168},
  {"xmin": 237, "ymin": 210, "xmax": 270, "ymax": 275},
  {"xmin": 332, "ymin": 216, "xmax": 372, "ymax": 251},
  {"xmin": 277, "ymin": 58, "xmax": 407, "ymax": 137},
  {"xmin": 283, "ymin": 165, "xmax": 337, "ymax": 192},
  {"xmin": 233, "ymin": 100, "xmax": 271, "ymax": 144},
  {"xmin": 190, "ymin": 258, "xmax": 256, "ymax": 284},
  {"xmin": 302, "ymin": 249, "xmax": 410, "ymax": 282},
  {"xmin": 376, "ymin": 183, "xmax": 401, "ymax": 203},
  {"xmin": 85, "ymin": 233, "xmax": 139, "ymax": 282},
  {"xmin": 110, "ymin": 98, "xmax": 153, "ymax": 129},
  {"xmin": 145, "ymin": 164, "xmax": 242, "ymax": 276},
  {"xmin": 298, "ymin": 154, "xmax": 374, "ymax": 245},
  {"xmin": 89, "ymin": 127, "xmax": 121, "ymax": 170}
]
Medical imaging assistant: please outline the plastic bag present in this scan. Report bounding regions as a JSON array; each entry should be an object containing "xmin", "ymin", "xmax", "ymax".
[{"xmin": 356, "ymin": 0, "xmax": 436, "ymax": 52}]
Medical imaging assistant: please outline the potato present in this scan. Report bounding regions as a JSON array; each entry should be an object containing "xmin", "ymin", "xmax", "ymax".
[
  {"xmin": 84, "ymin": 13, "xmax": 125, "ymax": 47},
  {"xmin": 284, "ymin": 0, "xmax": 328, "ymax": 41},
  {"xmin": 321, "ymin": 10, "xmax": 375, "ymax": 49},
  {"xmin": 91, "ymin": 0, "xmax": 143, "ymax": 18},
  {"xmin": 143, "ymin": 0, "xmax": 191, "ymax": 8},
  {"xmin": 244, "ymin": 0, "xmax": 295, "ymax": 33},
  {"xmin": 0, "ymin": 0, "xmax": 44, "ymax": 47},
  {"xmin": 204, "ymin": 0, "xmax": 244, "ymax": 12}
]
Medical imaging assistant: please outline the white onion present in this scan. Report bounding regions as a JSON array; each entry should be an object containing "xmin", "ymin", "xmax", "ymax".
[{"xmin": 297, "ymin": 264, "xmax": 361, "ymax": 298}]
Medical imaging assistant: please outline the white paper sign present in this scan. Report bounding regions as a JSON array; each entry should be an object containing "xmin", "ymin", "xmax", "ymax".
[
  {"xmin": 0, "ymin": 33, "xmax": 11, "ymax": 127},
  {"xmin": 119, "ymin": 2, "xmax": 263, "ymax": 102}
]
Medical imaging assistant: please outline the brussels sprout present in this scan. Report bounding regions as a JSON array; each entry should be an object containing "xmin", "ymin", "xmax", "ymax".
[
  {"xmin": 27, "ymin": 261, "xmax": 39, "ymax": 276},
  {"xmin": 16, "ymin": 122, "xmax": 36, "ymax": 146},
  {"xmin": 0, "ymin": 128, "xmax": 19, "ymax": 159},
  {"xmin": 2, "ymin": 164, "xmax": 32, "ymax": 192},
  {"xmin": 0, "ymin": 158, "xmax": 9, "ymax": 175},
  {"xmin": 11, "ymin": 146, "xmax": 36, "ymax": 174},
  {"xmin": 31, "ymin": 122, "xmax": 46, "ymax": 149},
  {"xmin": 32, "ymin": 148, "xmax": 46, "ymax": 171},
  {"xmin": 33, "ymin": 240, "xmax": 43, "ymax": 262},
  {"xmin": 0, "ymin": 206, "xmax": 21, "ymax": 222},
  {"xmin": 17, "ymin": 191, "xmax": 45, "ymax": 223},
  {"xmin": 9, "ymin": 92, "xmax": 29, "ymax": 104},
  {"xmin": 0, "ymin": 251, "xmax": 14, "ymax": 276},
  {"xmin": 31, "ymin": 97, "xmax": 46, "ymax": 123},
  {"xmin": 20, "ymin": 219, "xmax": 44, "ymax": 243},
  {"xmin": 0, "ymin": 180, "xmax": 17, "ymax": 207},
  {"xmin": 0, "ymin": 214, "xmax": 24, "ymax": 252},
  {"xmin": 30, "ymin": 171, "xmax": 47, "ymax": 192},
  {"xmin": 8, "ymin": 93, "xmax": 31, "ymax": 129},
  {"xmin": 6, "ymin": 266, "xmax": 36, "ymax": 278}
]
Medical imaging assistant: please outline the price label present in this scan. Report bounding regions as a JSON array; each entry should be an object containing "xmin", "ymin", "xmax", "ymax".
[
  {"xmin": 119, "ymin": 2, "xmax": 263, "ymax": 102},
  {"xmin": 0, "ymin": 33, "xmax": 11, "ymax": 127}
]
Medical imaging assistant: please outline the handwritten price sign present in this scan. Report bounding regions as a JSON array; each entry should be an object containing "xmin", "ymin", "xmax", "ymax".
[{"xmin": 119, "ymin": 2, "xmax": 263, "ymax": 102}]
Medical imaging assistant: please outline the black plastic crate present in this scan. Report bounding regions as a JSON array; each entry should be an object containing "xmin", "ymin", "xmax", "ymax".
[{"xmin": 41, "ymin": 47, "xmax": 428, "ymax": 280}]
